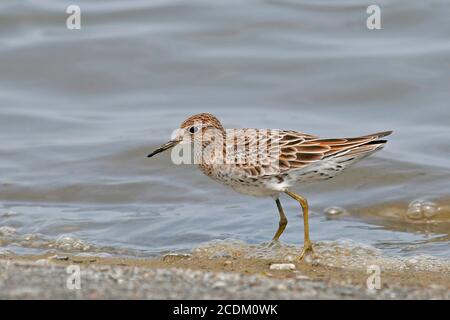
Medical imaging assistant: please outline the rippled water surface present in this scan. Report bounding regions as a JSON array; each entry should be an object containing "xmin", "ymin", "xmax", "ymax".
[{"xmin": 1, "ymin": 0, "xmax": 450, "ymax": 258}]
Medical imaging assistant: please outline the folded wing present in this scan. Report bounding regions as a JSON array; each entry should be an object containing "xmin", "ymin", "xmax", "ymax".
[{"xmin": 278, "ymin": 130, "xmax": 393, "ymax": 171}]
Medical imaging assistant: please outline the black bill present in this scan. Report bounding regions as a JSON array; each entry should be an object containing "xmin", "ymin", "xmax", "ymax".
[{"xmin": 147, "ymin": 140, "xmax": 179, "ymax": 158}]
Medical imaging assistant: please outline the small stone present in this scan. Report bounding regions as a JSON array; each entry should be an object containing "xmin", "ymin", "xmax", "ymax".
[
  {"xmin": 295, "ymin": 274, "xmax": 311, "ymax": 280},
  {"xmin": 212, "ymin": 281, "xmax": 227, "ymax": 289},
  {"xmin": 269, "ymin": 263, "xmax": 296, "ymax": 270},
  {"xmin": 276, "ymin": 283, "xmax": 287, "ymax": 290},
  {"xmin": 285, "ymin": 255, "xmax": 295, "ymax": 262},
  {"xmin": 428, "ymin": 284, "xmax": 444, "ymax": 290},
  {"xmin": 50, "ymin": 255, "xmax": 69, "ymax": 261},
  {"xmin": 35, "ymin": 259, "xmax": 49, "ymax": 266}
]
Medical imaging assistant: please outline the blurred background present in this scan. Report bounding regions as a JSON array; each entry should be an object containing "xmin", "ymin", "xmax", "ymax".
[{"xmin": 0, "ymin": 0, "xmax": 449, "ymax": 258}]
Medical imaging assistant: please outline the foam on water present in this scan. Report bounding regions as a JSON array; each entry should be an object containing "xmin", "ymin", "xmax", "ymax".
[
  {"xmin": 0, "ymin": 230, "xmax": 143, "ymax": 257},
  {"xmin": 2, "ymin": 226, "xmax": 450, "ymax": 274},
  {"xmin": 192, "ymin": 239, "xmax": 450, "ymax": 273},
  {"xmin": 324, "ymin": 206, "xmax": 349, "ymax": 219},
  {"xmin": 406, "ymin": 200, "xmax": 439, "ymax": 221},
  {"xmin": 0, "ymin": 226, "xmax": 16, "ymax": 237}
]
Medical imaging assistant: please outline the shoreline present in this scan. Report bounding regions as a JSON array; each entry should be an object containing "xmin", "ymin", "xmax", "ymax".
[{"xmin": 1, "ymin": 242, "xmax": 449, "ymax": 299}]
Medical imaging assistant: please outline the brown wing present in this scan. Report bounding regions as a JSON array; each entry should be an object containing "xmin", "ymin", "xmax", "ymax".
[{"xmin": 278, "ymin": 130, "xmax": 393, "ymax": 172}]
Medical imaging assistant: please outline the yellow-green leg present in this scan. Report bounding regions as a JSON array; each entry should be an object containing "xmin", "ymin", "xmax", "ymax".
[
  {"xmin": 284, "ymin": 189, "xmax": 313, "ymax": 260},
  {"xmin": 272, "ymin": 198, "xmax": 288, "ymax": 241}
]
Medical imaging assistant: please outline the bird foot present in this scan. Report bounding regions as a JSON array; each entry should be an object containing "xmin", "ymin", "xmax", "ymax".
[
  {"xmin": 267, "ymin": 239, "xmax": 282, "ymax": 249},
  {"xmin": 298, "ymin": 241, "xmax": 314, "ymax": 261}
]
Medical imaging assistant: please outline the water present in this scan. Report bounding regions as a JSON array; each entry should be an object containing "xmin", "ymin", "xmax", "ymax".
[{"xmin": 1, "ymin": 0, "xmax": 450, "ymax": 259}]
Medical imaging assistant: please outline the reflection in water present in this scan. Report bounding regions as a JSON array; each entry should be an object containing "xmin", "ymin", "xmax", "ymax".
[{"xmin": 0, "ymin": 0, "xmax": 449, "ymax": 258}]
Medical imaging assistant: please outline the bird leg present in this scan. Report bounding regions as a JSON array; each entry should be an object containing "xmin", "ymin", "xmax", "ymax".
[
  {"xmin": 271, "ymin": 198, "xmax": 288, "ymax": 243},
  {"xmin": 284, "ymin": 189, "xmax": 313, "ymax": 260}
]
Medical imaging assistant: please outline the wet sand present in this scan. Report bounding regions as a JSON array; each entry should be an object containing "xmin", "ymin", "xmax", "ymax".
[{"xmin": 1, "ymin": 242, "xmax": 449, "ymax": 299}]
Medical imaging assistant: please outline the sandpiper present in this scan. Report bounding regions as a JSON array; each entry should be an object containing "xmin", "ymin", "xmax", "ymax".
[{"xmin": 148, "ymin": 113, "xmax": 392, "ymax": 260}]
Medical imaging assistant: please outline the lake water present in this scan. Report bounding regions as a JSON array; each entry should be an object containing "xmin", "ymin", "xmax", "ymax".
[{"xmin": 1, "ymin": 0, "xmax": 449, "ymax": 259}]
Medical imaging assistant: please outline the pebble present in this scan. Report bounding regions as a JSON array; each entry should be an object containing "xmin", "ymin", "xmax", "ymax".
[
  {"xmin": 34, "ymin": 259, "xmax": 49, "ymax": 266},
  {"xmin": 269, "ymin": 263, "xmax": 296, "ymax": 270},
  {"xmin": 212, "ymin": 281, "xmax": 227, "ymax": 289},
  {"xmin": 295, "ymin": 274, "xmax": 311, "ymax": 280},
  {"xmin": 50, "ymin": 255, "xmax": 69, "ymax": 261}
]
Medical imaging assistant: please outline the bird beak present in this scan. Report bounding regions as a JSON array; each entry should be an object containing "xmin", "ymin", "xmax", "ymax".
[{"xmin": 147, "ymin": 140, "xmax": 179, "ymax": 158}]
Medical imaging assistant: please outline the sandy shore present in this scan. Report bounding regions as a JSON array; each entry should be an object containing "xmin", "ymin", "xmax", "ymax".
[{"xmin": 1, "ymin": 242, "xmax": 449, "ymax": 299}]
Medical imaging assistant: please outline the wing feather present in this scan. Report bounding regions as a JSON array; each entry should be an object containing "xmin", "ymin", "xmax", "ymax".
[
  {"xmin": 229, "ymin": 129, "xmax": 392, "ymax": 176},
  {"xmin": 277, "ymin": 130, "xmax": 392, "ymax": 172}
]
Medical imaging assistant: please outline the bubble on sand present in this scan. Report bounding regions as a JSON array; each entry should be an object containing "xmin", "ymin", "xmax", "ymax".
[
  {"xmin": 50, "ymin": 235, "xmax": 91, "ymax": 251},
  {"xmin": 406, "ymin": 200, "xmax": 438, "ymax": 221},
  {"xmin": 194, "ymin": 239, "xmax": 298, "ymax": 260},
  {"xmin": 22, "ymin": 233, "xmax": 40, "ymax": 242}
]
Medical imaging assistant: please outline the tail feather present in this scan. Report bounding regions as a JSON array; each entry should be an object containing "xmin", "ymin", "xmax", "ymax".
[
  {"xmin": 342, "ymin": 140, "xmax": 387, "ymax": 158},
  {"xmin": 279, "ymin": 130, "xmax": 392, "ymax": 173},
  {"xmin": 325, "ymin": 131, "xmax": 392, "ymax": 160},
  {"xmin": 361, "ymin": 131, "xmax": 393, "ymax": 139}
]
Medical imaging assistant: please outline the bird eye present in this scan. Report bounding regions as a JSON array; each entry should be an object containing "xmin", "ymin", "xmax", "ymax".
[{"xmin": 189, "ymin": 126, "xmax": 199, "ymax": 134}]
